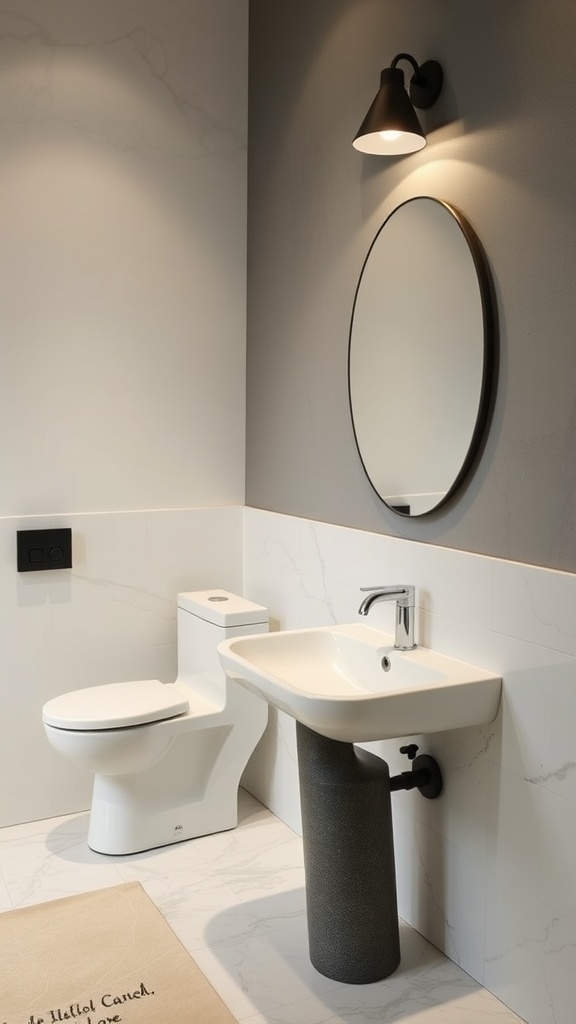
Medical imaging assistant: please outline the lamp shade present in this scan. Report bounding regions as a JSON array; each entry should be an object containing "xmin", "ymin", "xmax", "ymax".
[{"xmin": 353, "ymin": 67, "xmax": 426, "ymax": 155}]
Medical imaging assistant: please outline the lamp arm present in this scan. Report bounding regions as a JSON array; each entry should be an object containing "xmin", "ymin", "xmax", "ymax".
[{"xmin": 390, "ymin": 52, "xmax": 423, "ymax": 84}]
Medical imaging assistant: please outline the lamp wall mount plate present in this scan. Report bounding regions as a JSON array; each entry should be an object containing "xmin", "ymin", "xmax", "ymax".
[{"xmin": 404, "ymin": 57, "xmax": 443, "ymax": 109}]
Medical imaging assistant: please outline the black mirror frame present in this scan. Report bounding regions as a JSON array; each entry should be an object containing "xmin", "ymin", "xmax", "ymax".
[{"xmin": 348, "ymin": 196, "xmax": 497, "ymax": 517}]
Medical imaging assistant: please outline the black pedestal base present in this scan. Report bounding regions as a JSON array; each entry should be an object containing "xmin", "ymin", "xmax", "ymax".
[{"xmin": 296, "ymin": 723, "xmax": 400, "ymax": 984}]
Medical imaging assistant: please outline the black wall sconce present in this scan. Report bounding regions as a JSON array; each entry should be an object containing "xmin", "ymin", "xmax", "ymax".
[{"xmin": 353, "ymin": 53, "xmax": 443, "ymax": 156}]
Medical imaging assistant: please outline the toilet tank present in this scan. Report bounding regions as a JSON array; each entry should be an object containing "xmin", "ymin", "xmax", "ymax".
[{"xmin": 176, "ymin": 590, "xmax": 269, "ymax": 685}]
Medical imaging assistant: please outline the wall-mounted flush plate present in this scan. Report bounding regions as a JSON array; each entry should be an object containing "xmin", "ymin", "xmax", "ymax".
[{"xmin": 17, "ymin": 528, "xmax": 72, "ymax": 572}]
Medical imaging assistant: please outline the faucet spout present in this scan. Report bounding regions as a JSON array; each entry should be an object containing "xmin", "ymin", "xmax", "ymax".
[{"xmin": 358, "ymin": 585, "xmax": 416, "ymax": 650}]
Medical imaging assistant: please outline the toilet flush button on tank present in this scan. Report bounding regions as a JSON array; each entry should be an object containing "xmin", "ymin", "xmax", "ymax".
[{"xmin": 178, "ymin": 590, "xmax": 268, "ymax": 627}]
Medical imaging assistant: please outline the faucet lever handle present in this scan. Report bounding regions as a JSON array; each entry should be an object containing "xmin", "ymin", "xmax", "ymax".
[
  {"xmin": 360, "ymin": 585, "xmax": 414, "ymax": 605},
  {"xmin": 360, "ymin": 585, "xmax": 410, "ymax": 594}
]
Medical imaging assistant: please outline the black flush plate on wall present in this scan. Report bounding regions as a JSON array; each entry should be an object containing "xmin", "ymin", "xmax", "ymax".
[{"xmin": 17, "ymin": 528, "xmax": 72, "ymax": 572}]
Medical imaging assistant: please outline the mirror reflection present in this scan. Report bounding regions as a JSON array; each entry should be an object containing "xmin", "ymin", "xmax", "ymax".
[{"xmin": 348, "ymin": 197, "xmax": 494, "ymax": 516}]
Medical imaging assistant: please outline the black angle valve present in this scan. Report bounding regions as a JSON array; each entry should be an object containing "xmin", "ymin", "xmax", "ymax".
[{"xmin": 389, "ymin": 743, "xmax": 443, "ymax": 799}]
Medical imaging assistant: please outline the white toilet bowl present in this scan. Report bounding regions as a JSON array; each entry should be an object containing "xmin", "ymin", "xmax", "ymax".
[{"xmin": 42, "ymin": 591, "xmax": 269, "ymax": 855}]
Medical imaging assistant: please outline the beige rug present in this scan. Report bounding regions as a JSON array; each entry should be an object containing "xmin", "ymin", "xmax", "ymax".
[{"xmin": 0, "ymin": 881, "xmax": 237, "ymax": 1024}]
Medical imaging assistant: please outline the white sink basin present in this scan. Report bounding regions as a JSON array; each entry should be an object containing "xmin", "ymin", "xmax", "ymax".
[{"xmin": 218, "ymin": 623, "xmax": 501, "ymax": 743}]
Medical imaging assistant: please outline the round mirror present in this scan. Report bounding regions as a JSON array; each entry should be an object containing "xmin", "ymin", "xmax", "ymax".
[{"xmin": 348, "ymin": 197, "xmax": 495, "ymax": 517}]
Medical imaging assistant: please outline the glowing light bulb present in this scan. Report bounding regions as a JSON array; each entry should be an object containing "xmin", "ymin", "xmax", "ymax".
[{"xmin": 379, "ymin": 130, "xmax": 402, "ymax": 142}]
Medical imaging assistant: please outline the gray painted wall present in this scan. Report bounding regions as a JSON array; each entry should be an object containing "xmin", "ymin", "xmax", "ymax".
[{"xmin": 246, "ymin": 0, "xmax": 576, "ymax": 572}]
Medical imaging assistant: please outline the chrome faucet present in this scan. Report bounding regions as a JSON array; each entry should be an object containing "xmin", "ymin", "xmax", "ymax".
[{"xmin": 358, "ymin": 585, "xmax": 417, "ymax": 650}]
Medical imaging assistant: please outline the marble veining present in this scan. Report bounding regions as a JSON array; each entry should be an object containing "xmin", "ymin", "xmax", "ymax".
[
  {"xmin": 527, "ymin": 761, "xmax": 576, "ymax": 786},
  {"xmin": 0, "ymin": 10, "xmax": 244, "ymax": 159},
  {"xmin": 0, "ymin": 791, "xmax": 526, "ymax": 1024}
]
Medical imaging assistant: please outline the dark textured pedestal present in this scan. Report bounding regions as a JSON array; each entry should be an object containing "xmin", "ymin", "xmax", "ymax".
[{"xmin": 296, "ymin": 723, "xmax": 400, "ymax": 984}]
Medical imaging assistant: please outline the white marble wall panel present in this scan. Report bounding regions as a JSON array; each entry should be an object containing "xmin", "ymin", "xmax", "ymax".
[
  {"xmin": 0, "ymin": 0, "xmax": 248, "ymax": 516},
  {"xmin": 0, "ymin": 506, "xmax": 242, "ymax": 827},
  {"xmin": 242, "ymin": 507, "xmax": 576, "ymax": 1024}
]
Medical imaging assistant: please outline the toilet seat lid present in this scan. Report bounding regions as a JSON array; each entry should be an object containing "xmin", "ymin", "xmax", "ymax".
[{"xmin": 42, "ymin": 680, "xmax": 189, "ymax": 730}]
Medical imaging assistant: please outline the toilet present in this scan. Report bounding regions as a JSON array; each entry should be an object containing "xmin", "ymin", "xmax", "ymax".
[{"xmin": 42, "ymin": 590, "xmax": 269, "ymax": 855}]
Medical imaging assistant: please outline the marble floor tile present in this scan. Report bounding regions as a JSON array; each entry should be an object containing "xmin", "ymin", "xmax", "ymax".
[{"xmin": 0, "ymin": 791, "xmax": 526, "ymax": 1024}]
